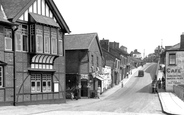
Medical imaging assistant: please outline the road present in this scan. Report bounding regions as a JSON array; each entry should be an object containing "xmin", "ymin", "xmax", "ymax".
[
  {"xmin": 0, "ymin": 63, "xmax": 166, "ymax": 115},
  {"xmin": 60, "ymin": 63, "xmax": 164, "ymax": 114}
]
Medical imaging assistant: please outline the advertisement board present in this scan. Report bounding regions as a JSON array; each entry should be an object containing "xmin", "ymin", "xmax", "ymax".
[{"xmin": 166, "ymin": 52, "xmax": 184, "ymax": 91}]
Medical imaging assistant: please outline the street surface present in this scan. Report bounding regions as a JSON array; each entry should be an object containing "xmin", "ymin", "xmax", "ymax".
[
  {"xmin": 0, "ymin": 63, "xmax": 166, "ymax": 115},
  {"xmin": 61, "ymin": 63, "xmax": 165, "ymax": 114}
]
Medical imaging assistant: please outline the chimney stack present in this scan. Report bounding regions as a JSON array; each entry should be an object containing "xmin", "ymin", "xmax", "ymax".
[{"xmin": 180, "ymin": 32, "xmax": 184, "ymax": 50}]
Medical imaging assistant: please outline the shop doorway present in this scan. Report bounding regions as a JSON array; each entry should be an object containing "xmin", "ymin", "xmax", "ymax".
[{"xmin": 81, "ymin": 80, "xmax": 88, "ymax": 97}]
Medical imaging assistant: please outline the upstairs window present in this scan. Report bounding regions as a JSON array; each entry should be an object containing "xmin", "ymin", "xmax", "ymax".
[
  {"xmin": 0, "ymin": 66, "xmax": 3, "ymax": 87},
  {"xmin": 4, "ymin": 28, "xmax": 12, "ymax": 51},
  {"xmin": 15, "ymin": 25, "xmax": 28, "ymax": 51},
  {"xmin": 30, "ymin": 24, "xmax": 59, "ymax": 55},
  {"xmin": 169, "ymin": 53, "xmax": 176, "ymax": 65},
  {"xmin": 51, "ymin": 32, "xmax": 57, "ymax": 54}
]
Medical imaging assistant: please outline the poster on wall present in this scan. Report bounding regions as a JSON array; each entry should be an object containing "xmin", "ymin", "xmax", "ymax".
[{"xmin": 166, "ymin": 52, "xmax": 184, "ymax": 90}]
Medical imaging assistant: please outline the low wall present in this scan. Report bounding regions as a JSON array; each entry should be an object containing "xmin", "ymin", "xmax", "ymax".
[{"xmin": 173, "ymin": 85, "xmax": 184, "ymax": 101}]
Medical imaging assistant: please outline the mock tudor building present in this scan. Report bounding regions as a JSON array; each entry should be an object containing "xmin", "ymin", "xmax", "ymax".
[
  {"xmin": 65, "ymin": 33, "xmax": 103, "ymax": 98},
  {"xmin": 0, "ymin": 0, "xmax": 70, "ymax": 106}
]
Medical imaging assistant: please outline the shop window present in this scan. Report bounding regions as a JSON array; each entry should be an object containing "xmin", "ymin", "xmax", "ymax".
[
  {"xmin": 0, "ymin": 66, "xmax": 3, "ymax": 87},
  {"xmin": 31, "ymin": 74, "xmax": 52, "ymax": 93},
  {"xmin": 4, "ymin": 28, "xmax": 12, "ymax": 51},
  {"xmin": 169, "ymin": 53, "xmax": 176, "ymax": 65}
]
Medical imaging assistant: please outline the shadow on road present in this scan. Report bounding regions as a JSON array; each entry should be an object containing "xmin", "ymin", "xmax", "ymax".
[{"xmin": 137, "ymin": 83, "xmax": 152, "ymax": 93}]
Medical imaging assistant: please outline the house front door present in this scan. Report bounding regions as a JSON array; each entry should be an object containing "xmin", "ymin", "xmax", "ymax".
[{"xmin": 81, "ymin": 80, "xmax": 88, "ymax": 97}]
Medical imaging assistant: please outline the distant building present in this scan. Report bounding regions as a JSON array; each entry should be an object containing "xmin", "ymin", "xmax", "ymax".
[{"xmin": 130, "ymin": 49, "xmax": 142, "ymax": 59}]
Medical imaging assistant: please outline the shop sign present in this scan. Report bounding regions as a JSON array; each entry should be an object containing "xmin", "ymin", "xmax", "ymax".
[{"xmin": 81, "ymin": 74, "xmax": 89, "ymax": 79}]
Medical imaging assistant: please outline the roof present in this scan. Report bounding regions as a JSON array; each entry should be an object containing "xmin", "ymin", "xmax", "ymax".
[
  {"xmin": 0, "ymin": 5, "xmax": 13, "ymax": 25},
  {"xmin": 65, "ymin": 33, "xmax": 97, "ymax": 50},
  {"xmin": 167, "ymin": 43, "xmax": 180, "ymax": 51},
  {"xmin": 0, "ymin": 0, "xmax": 70, "ymax": 33},
  {"xmin": 29, "ymin": 13, "xmax": 59, "ymax": 27},
  {"xmin": 65, "ymin": 33, "xmax": 103, "ymax": 56}
]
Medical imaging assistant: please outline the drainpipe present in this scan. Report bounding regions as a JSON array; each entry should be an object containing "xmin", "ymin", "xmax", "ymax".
[{"xmin": 12, "ymin": 25, "xmax": 18, "ymax": 106}]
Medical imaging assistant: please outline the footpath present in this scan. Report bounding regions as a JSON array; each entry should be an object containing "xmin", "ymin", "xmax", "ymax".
[
  {"xmin": 157, "ymin": 70, "xmax": 184, "ymax": 115},
  {"xmin": 0, "ymin": 66, "xmax": 142, "ymax": 115}
]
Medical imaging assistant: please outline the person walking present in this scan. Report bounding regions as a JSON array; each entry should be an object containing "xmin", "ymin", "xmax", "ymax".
[
  {"xmin": 97, "ymin": 86, "xmax": 101, "ymax": 99},
  {"xmin": 74, "ymin": 85, "xmax": 79, "ymax": 100}
]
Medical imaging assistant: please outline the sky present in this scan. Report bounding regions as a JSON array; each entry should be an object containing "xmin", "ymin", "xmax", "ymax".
[{"xmin": 54, "ymin": 0, "xmax": 184, "ymax": 57}]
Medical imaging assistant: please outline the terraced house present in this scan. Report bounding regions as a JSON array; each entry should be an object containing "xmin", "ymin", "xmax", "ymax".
[{"xmin": 0, "ymin": 0, "xmax": 70, "ymax": 106}]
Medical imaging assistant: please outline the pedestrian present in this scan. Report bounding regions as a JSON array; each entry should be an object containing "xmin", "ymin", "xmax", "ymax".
[
  {"xmin": 74, "ymin": 85, "xmax": 79, "ymax": 100},
  {"xmin": 158, "ymin": 78, "xmax": 161, "ymax": 89},
  {"xmin": 97, "ymin": 86, "xmax": 101, "ymax": 99}
]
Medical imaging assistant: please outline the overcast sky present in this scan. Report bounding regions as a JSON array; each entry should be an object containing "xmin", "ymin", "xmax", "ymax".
[{"xmin": 54, "ymin": 0, "xmax": 184, "ymax": 57}]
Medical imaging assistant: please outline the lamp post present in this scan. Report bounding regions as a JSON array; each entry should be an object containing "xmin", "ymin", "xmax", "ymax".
[{"xmin": 12, "ymin": 25, "xmax": 18, "ymax": 106}]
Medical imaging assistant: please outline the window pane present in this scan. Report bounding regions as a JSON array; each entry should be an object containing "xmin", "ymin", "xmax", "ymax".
[
  {"xmin": 36, "ymin": 35, "xmax": 43, "ymax": 53},
  {"xmin": 59, "ymin": 40, "xmax": 63, "ymax": 56},
  {"xmin": 44, "ymin": 35, "xmax": 50, "ymax": 53},
  {"xmin": 5, "ymin": 37, "xmax": 12, "ymax": 50},
  {"xmin": 16, "ymin": 33, "xmax": 22, "ymax": 51},
  {"xmin": 169, "ymin": 54, "xmax": 176, "ymax": 64},
  {"xmin": 31, "ymin": 82, "xmax": 35, "ymax": 86},
  {"xmin": 23, "ymin": 35, "xmax": 28, "ymax": 51},
  {"xmin": 51, "ymin": 37, "xmax": 57, "ymax": 54}
]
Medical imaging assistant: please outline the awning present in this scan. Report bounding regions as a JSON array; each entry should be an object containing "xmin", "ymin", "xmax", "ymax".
[
  {"xmin": 29, "ymin": 13, "xmax": 59, "ymax": 27},
  {"xmin": 28, "ymin": 68, "xmax": 56, "ymax": 72},
  {"xmin": 96, "ymin": 75, "xmax": 104, "ymax": 81},
  {"xmin": 31, "ymin": 55, "xmax": 55, "ymax": 64}
]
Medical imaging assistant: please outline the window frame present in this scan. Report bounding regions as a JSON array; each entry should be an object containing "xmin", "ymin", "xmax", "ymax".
[
  {"xmin": 44, "ymin": 33, "xmax": 50, "ymax": 54},
  {"xmin": 0, "ymin": 66, "xmax": 3, "ymax": 88},
  {"xmin": 169, "ymin": 53, "xmax": 176, "ymax": 65},
  {"xmin": 31, "ymin": 73, "xmax": 52, "ymax": 93},
  {"xmin": 4, "ymin": 28, "xmax": 12, "ymax": 51},
  {"xmin": 51, "ymin": 33, "xmax": 57, "ymax": 54},
  {"xmin": 36, "ymin": 34, "xmax": 43, "ymax": 53}
]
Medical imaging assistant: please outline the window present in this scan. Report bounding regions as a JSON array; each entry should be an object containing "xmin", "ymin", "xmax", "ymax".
[
  {"xmin": 44, "ymin": 33, "xmax": 50, "ymax": 54},
  {"xmin": 51, "ymin": 32, "xmax": 57, "ymax": 54},
  {"xmin": 58, "ymin": 40, "xmax": 63, "ymax": 56},
  {"xmin": 91, "ymin": 55, "xmax": 94, "ymax": 66},
  {"xmin": 0, "ymin": 66, "xmax": 3, "ymax": 87},
  {"xmin": 169, "ymin": 53, "xmax": 176, "ymax": 65},
  {"xmin": 36, "ymin": 34, "xmax": 43, "ymax": 53},
  {"xmin": 5, "ymin": 28, "xmax": 12, "ymax": 51},
  {"xmin": 31, "ymin": 74, "xmax": 52, "ymax": 93},
  {"xmin": 15, "ymin": 25, "xmax": 28, "ymax": 51},
  {"xmin": 42, "ymin": 74, "xmax": 51, "ymax": 92},
  {"xmin": 97, "ymin": 56, "xmax": 99, "ymax": 67},
  {"xmin": 31, "ymin": 74, "xmax": 41, "ymax": 93}
]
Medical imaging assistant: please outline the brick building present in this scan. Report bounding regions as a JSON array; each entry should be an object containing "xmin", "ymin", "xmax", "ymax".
[
  {"xmin": 0, "ymin": 0, "xmax": 70, "ymax": 106},
  {"xmin": 65, "ymin": 33, "xmax": 103, "ymax": 98}
]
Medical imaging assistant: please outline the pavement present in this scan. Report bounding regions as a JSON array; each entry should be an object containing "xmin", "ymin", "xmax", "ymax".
[{"xmin": 157, "ymin": 70, "xmax": 184, "ymax": 115}]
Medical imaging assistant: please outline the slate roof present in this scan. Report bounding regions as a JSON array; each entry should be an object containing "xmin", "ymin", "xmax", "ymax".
[
  {"xmin": 167, "ymin": 43, "xmax": 180, "ymax": 50},
  {"xmin": 0, "ymin": 0, "xmax": 30, "ymax": 19},
  {"xmin": 65, "ymin": 33, "xmax": 98, "ymax": 50},
  {"xmin": 0, "ymin": 0, "xmax": 70, "ymax": 33},
  {"xmin": 29, "ymin": 13, "xmax": 59, "ymax": 27}
]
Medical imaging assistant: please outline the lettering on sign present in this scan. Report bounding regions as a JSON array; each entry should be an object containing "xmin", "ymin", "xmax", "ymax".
[
  {"xmin": 81, "ymin": 74, "xmax": 88, "ymax": 79},
  {"xmin": 166, "ymin": 68, "xmax": 181, "ymax": 73}
]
